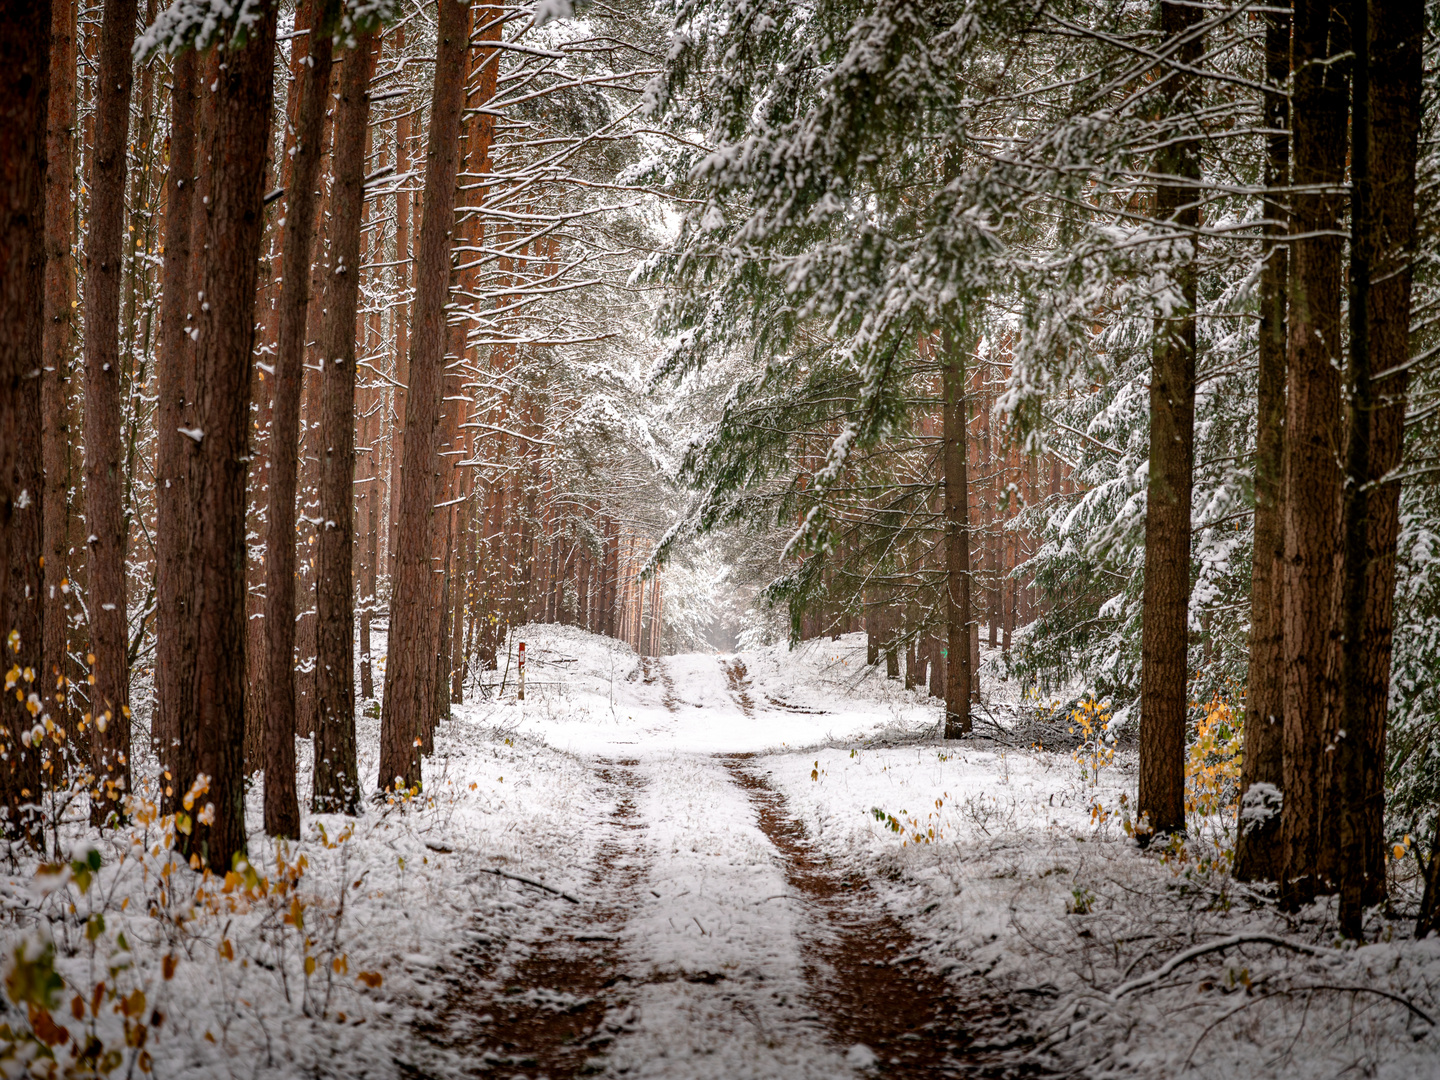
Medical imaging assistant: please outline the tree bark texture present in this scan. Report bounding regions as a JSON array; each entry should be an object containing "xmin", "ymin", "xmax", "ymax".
[
  {"xmin": 942, "ymin": 329, "xmax": 971, "ymax": 738},
  {"xmin": 1137, "ymin": 0, "xmax": 1203, "ymax": 843},
  {"xmin": 1334, "ymin": 0, "xmax": 1375, "ymax": 935},
  {"xmin": 154, "ymin": 47, "xmax": 197, "ymax": 809},
  {"xmin": 180, "ymin": 3, "xmax": 279, "ymax": 872},
  {"xmin": 1333, "ymin": 0, "xmax": 1422, "ymax": 933},
  {"xmin": 387, "ymin": 75, "xmax": 410, "ymax": 583},
  {"xmin": 1235, "ymin": 3, "xmax": 1291, "ymax": 883},
  {"xmin": 379, "ymin": 0, "xmax": 471, "ymax": 794},
  {"xmin": 42, "ymin": 0, "xmax": 77, "ymax": 751},
  {"xmin": 82, "ymin": 0, "xmax": 137, "ymax": 826},
  {"xmin": 313, "ymin": 30, "xmax": 378, "ymax": 815},
  {"xmin": 1281, "ymin": 0, "xmax": 1349, "ymax": 909},
  {"xmin": 0, "ymin": 0, "xmax": 52, "ymax": 846},
  {"xmin": 263, "ymin": 0, "xmax": 336, "ymax": 839}
]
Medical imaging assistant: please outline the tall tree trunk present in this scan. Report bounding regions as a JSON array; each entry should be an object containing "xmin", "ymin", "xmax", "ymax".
[
  {"xmin": 42, "ymin": 0, "xmax": 77, "ymax": 753},
  {"xmin": 1355, "ymin": 0, "xmax": 1421, "ymax": 911},
  {"xmin": 181, "ymin": 2, "xmax": 279, "ymax": 872},
  {"xmin": 357, "ymin": 168, "xmax": 379, "ymax": 703},
  {"xmin": 0, "ymin": 0, "xmax": 52, "ymax": 848},
  {"xmin": 154, "ymin": 46, "xmax": 197, "ymax": 812},
  {"xmin": 1234, "ymin": 1, "xmax": 1291, "ymax": 884},
  {"xmin": 1281, "ymin": 0, "xmax": 1349, "ymax": 910},
  {"xmin": 1333, "ymin": 0, "xmax": 1422, "ymax": 934},
  {"xmin": 314, "ymin": 29, "xmax": 378, "ymax": 814},
  {"xmin": 1333, "ymin": 0, "xmax": 1375, "ymax": 935},
  {"xmin": 1137, "ymin": 0, "xmax": 1203, "ymax": 843},
  {"xmin": 451, "ymin": 481, "xmax": 472, "ymax": 703},
  {"xmin": 292, "ymin": 50, "xmax": 340, "ymax": 745},
  {"xmin": 942, "ymin": 328, "xmax": 971, "ymax": 738},
  {"xmin": 387, "ymin": 75, "xmax": 410, "ymax": 585},
  {"xmin": 82, "ymin": 0, "xmax": 137, "ymax": 827},
  {"xmin": 379, "ymin": 0, "xmax": 470, "ymax": 794},
  {"xmin": 263, "ymin": 0, "xmax": 336, "ymax": 839}
]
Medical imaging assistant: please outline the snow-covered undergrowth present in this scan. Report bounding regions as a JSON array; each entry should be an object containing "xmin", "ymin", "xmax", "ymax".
[
  {"xmin": 4, "ymin": 624, "xmax": 1438, "ymax": 1078},
  {"xmin": 732, "ymin": 644, "xmax": 1440, "ymax": 1079},
  {"xmin": 1, "ymin": 655, "xmax": 607, "ymax": 1078}
]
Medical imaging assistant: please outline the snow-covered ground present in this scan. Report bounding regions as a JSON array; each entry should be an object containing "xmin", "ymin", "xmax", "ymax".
[{"xmin": 3, "ymin": 626, "xmax": 1438, "ymax": 1078}]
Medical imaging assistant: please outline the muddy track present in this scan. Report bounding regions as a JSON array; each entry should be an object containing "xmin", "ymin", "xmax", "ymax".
[
  {"xmin": 641, "ymin": 657, "xmax": 681, "ymax": 712},
  {"xmin": 721, "ymin": 755, "xmax": 1046, "ymax": 1079},
  {"xmin": 721, "ymin": 657, "xmax": 756, "ymax": 716},
  {"xmin": 407, "ymin": 761, "xmax": 650, "ymax": 1079}
]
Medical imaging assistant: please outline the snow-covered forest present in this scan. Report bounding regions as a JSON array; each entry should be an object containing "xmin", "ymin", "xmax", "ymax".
[{"xmin": 2, "ymin": 0, "xmax": 1439, "ymax": 1076}]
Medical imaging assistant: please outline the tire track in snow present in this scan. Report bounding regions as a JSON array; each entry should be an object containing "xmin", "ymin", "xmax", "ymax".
[
  {"xmin": 721, "ymin": 755, "xmax": 1046, "ymax": 1079},
  {"xmin": 721, "ymin": 657, "xmax": 756, "ymax": 716},
  {"xmin": 592, "ymin": 753, "xmax": 854, "ymax": 1078},
  {"xmin": 406, "ymin": 759, "xmax": 651, "ymax": 1079}
]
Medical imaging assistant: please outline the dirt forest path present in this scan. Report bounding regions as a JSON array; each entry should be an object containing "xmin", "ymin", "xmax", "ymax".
[{"xmin": 407, "ymin": 657, "xmax": 1041, "ymax": 1079}]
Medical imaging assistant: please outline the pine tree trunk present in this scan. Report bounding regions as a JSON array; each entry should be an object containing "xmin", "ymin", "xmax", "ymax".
[
  {"xmin": 1137, "ymin": 0, "xmax": 1203, "ymax": 843},
  {"xmin": 42, "ymin": 0, "xmax": 77, "ymax": 751},
  {"xmin": 387, "ymin": 94, "xmax": 410, "ymax": 585},
  {"xmin": 0, "ymin": 0, "xmax": 51, "ymax": 848},
  {"xmin": 359, "ymin": 376, "xmax": 377, "ymax": 697},
  {"xmin": 262, "ymin": 0, "xmax": 335, "ymax": 837},
  {"xmin": 82, "ymin": 0, "xmax": 137, "ymax": 826},
  {"xmin": 154, "ymin": 46, "xmax": 198, "ymax": 810},
  {"xmin": 451, "ymin": 486, "xmax": 472, "ymax": 703},
  {"xmin": 1334, "ymin": 0, "xmax": 1375, "ymax": 935},
  {"xmin": 313, "ymin": 29, "xmax": 377, "ymax": 815},
  {"xmin": 904, "ymin": 599, "xmax": 918, "ymax": 690},
  {"xmin": 1281, "ymin": 0, "xmax": 1349, "ymax": 910},
  {"xmin": 181, "ymin": 2, "xmax": 278, "ymax": 872},
  {"xmin": 379, "ymin": 0, "xmax": 471, "ymax": 794},
  {"xmin": 1354, "ymin": 0, "xmax": 1421, "ymax": 910},
  {"xmin": 1234, "ymin": 1, "xmax": 1291, "ymax": 884},
  {"xmin": 942, "ymin": 329, "xmax": 972, "ymax": 738},
  {"xmin": 1334, "ymin": 0, "xmax": 1422, "ymax": 932}
]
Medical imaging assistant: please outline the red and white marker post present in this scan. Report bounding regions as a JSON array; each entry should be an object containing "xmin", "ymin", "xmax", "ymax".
[{"xmin": 517, "ymin": 641, "xmax": 526, "ymax": 701}]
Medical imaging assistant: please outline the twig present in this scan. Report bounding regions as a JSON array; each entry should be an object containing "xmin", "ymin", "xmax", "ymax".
[
  {"xmin": 1113, "ymin": 933, "xmax": 1338, "ymax": 999},
  {"xmin": 475, "ymin": 866, "xmax": 580, "ymax": 904},
  {"xmin": 424, "ymin": 840, "xmax": 581, "ymax": 903},
  {"xmin": 1293, "ymin": 984, "xmax": 1435, "ymax": 1026}
]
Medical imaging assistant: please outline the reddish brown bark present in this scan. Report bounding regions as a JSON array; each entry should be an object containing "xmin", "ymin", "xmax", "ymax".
[
  {"xmin": 1137, "ymin": 0, "xmax": 1203, "ymax": 843},
  {"xmin": 942, "ymin": 330, "xmax": 971, "ymax": 738},
  {"xmin": 1281, "ymin": 0, "xmax": 1349, "ymax": 910},
  {"xmin": 379, "ymin": 0, "xmax": 471, "ymax": 794},
  {"xmin": 263, "ymin": 0, "xmax": 336, "ymax": 839},
  {"xmin": 154, "ymin": 47, "xmax": 198, "ymax": 812},
  {"xmin": 387, "ymin": 52, "xmax": 410, "ymax": 584},
  {"xmin": 42, "ymin": 0, "xmax": 77, "ymax": 757},
  {"xmin": 82, "ymin": 0, "xmax": 137, "ymax": 826},
  {"xmin": 1234, "ymin": 2, "xmax": 1291, "ymax": 884},
  {"xmin": 1334, "ymin": 0, "xmax": 1422, "ymax": 933},
  {"xmin": 180, "ymin": 2, "xmax": 279, "ymax": 872},
  {"xmin": 0, "ymin": 0, "xmax": 52, "ymax": 847},
  {"xmin": 313, "ymin": 30, "xmax": 379, "ymax": 815}
]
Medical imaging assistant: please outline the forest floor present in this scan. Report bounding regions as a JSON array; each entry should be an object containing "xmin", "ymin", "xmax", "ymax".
[{"xmin": 4, "ymin": 628, "xmax": 1440, "ymax": 1079}]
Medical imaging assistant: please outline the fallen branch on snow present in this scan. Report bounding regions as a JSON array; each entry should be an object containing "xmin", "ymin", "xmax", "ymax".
[
  {"xmin": 476, "ymin": 867, "xmax": 581, "ymax": 904},
  {"xmin": 1111, "ymin": 933, "xmax": 1338, "ymax": 999},
  {"xmin": 424, "ymin": 841, "xmax": 581, "ymax": 904}
]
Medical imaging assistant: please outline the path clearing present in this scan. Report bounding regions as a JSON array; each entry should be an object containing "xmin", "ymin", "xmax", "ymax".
[{"xmin": 410, "ymin": 651, "xmax": 1040, "ymax": 1078}]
